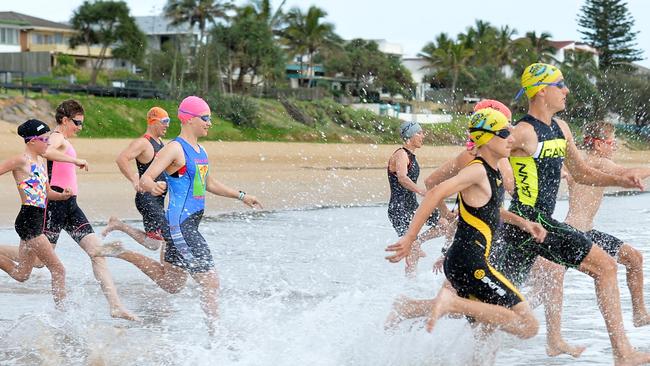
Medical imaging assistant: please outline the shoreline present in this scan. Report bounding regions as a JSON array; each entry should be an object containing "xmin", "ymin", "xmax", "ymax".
[{"xmin": 0, "ymin": 120, "xmax": 648, "ymax": 227}]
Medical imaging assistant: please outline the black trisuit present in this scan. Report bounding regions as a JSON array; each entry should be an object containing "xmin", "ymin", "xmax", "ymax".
[{"xmin": 444, "ymin": 157, "xmax": 525, "ymax": 308}]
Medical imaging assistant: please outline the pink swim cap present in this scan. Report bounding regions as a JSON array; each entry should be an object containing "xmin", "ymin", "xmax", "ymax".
[
  {"xmin": 474, "ymin": 99, "xmax": 512, "ymax": 120},
  {"xmin": 178, "ymin": 96, "xmax": 210, "ymax": 124}
]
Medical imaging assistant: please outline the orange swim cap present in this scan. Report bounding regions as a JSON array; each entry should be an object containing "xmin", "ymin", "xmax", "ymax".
[{"xmin": 147, "ymin": 107, "xmax": 169, "ymax": 125}]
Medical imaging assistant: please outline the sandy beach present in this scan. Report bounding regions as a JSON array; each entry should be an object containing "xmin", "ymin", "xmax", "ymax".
[{"xmin": 0, "ymin": 119, "xmax": 648, "ymax": 225}]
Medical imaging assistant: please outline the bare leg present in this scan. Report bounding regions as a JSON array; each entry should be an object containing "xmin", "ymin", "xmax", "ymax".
[
  {"xmin": 385, "ymin": 296, "xmax": 435, "ymax": 328},
  {"xmin": 578, "ymin": 246, "xmax": 650, "ymax": 365},
  {"xmin": 426, "ymin": 286, "xmax": 539, "ymax": 339},
  {"xmin": 0, "ymin": 240, "xmax": 36, "ymax": 282},
  {"xmin": 28, "ymin": 235, "xmax": 66, "ymax": 308},
  {"xmin": 191, "ymin": 270, "xmax": 220, "ymax": 335},
  {"xmin": 472, "ymin": 324, "xmax": 499, "ymax": 366},
  {"xmin": 528, "ymin": 258, "xmax": 586, "ymax": 358},
  {"xmin": 95, "ymin": 242, "xmax": 188, "ymax": 293},
  {"xmin": 78, "ymin": 234, "xmax": 138, "ymax": 321},
  {"xmin": 617, "ymin": 244, "xmax": 650, "ymax": 327},
  {"xmin": 385, "ymin": 281, "xmax": 457, "ymax": 328},
  {"xmin": 101, "ymin": 216, "xmax": 161, "ymax": 251},
  {"xmin": 0, "ymin": 244, "xmax": 44, "ymax": 268}
]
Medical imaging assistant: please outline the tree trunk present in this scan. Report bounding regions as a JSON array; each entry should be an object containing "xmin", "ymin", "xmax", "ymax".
[{"xmin": 202, "ymin": 34, "xmax": 210, "ymax": 95}]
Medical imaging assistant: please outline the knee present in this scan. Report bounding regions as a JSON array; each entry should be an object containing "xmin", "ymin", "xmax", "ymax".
[
  {"xmin": 162, "ymin": 280, "xmax": 185, "ymax": 294},
  {"xmin": 623, "ymin": 248, "xmax": 643, "ymax": 269},
  {"xmin": 520, "ymin": 316, "xmax": 540, "ymax": 340},
  {"xmin": 15, "ymin": 271, "xmax": 31, "ymax": 282}
]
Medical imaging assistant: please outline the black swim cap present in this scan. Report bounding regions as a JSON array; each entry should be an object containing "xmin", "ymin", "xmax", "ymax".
[{"xmin": 17, "ymin": 119, "xmax": 50, "ymax": 142}]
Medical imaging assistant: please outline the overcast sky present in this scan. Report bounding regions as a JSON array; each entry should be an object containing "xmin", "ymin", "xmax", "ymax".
[{"xmin": 6, "ymin": 0, "xmax": 650, "ymax": 67}]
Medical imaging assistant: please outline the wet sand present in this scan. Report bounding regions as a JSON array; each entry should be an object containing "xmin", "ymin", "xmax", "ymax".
[{"xmin": 0, "ymin": 120, "xmax": 648, "ymax": 225}]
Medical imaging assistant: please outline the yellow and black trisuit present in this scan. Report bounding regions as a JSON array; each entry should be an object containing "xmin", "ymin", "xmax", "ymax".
[
  {"xmin": 492, "ymin": 114, "xmax": 592, "ymax": 285},
  {"xmin": 443, "ymin": 157, "xmax": 524, "ymax": 308}
]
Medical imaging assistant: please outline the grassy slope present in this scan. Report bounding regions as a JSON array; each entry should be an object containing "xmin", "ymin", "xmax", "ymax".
[{"xmin": 38, "ymin": 93, "xmax": 469, "ymax": 145}]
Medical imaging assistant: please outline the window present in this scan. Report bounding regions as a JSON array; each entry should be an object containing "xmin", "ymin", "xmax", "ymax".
[
  {"xmin": 55, "ymin": 33, "xmax": 63, "ymax": 44},
  {"xmin": 0, "ymin": 28, "xmax": 19, "ymax": 45}
]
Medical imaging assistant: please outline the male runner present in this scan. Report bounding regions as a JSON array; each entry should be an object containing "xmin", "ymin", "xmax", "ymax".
[
  {"xmin": 102, "ymin": 107, "xmax": 170, "ymax": 251},
  {"xmin": 529, "ymin": 121, "xmax": 650, "ymax": 358},
  {"xmin": 493, "ymin": 63, "xmax": 649, "ymax": 365},
  {"xmin": 95, "ymin": 96, "xmax": 262, "ymax": 334}
]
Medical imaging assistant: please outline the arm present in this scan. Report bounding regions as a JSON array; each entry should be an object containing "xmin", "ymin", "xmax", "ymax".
[
  {"xmin": 424, "ymin": 150, "xmax": 474, "ymax": 190},
  {"xmin": 43, "ymin": 134, "xmax": 88, "ymax": 170},
  {"xmin": 393, "ymin": 150, "xmax": 425, "ymax": 196},
  {"xmin": 597, "ymin": 158, "xmax": 650, "ymax": 180},
  {"xmin": 140, "ymin": 142, "xmax": 182, "ymax": 196},
  {"xmin": 559, "ymin": 120, "xmax": 641, "ymax": 189},
  {"xmin": 46, "ymin": 184, "xmax": 73, "ymax": 201},
  {"xmin": 497, "ymin": 158, "xmax": 515, "ymax": 196},
  {"xmin": 206, "ymin": 175, "xmax": 262, "ymax": 209},
  {"xmin": 386, "ymin": 164, "xmax": 485, "ymax": 262},
  {"xmin": 0, "ymin": 155, "xmax": 23, "ymax": 176},
  {"xmin": 500, "ymin": 209, "xmax": 547, "ymax": 243},
  {"xmin": 115, "ymin": 138, "xmax": 148, "ymax": 192}
]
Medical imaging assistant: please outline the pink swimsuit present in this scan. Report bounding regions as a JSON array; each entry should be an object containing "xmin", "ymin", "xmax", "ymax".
[{"xmin": 49, "ymin": 143, "xmax": 78, "ymax": 195}]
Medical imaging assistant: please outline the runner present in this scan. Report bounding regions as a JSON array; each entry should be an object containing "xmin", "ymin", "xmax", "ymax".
[
  {"xmin": 386, "ymin": 107, "xmax": 545, "ymax": 346},
  {"xmin": 44, "ymin": 99, "xmax": 136, "ymax": 320},
  {"xmin": 102, "ymin": 107, "xmax": 170, "ymax": 251},
  {"xmin": 493, "ymin": 63, "xmax": 650, "ymax": 365},
  {"xmin": 95, "ymin": 96, "xmax": 262, "ymax": 334},
  {"xmin": 0, "ymin": 119, "xmax": 80, "ymax": 308},
  {"xmin": 387, "ymin": 121, "xmax": 451, "ymax": 276},
  {"xmin": 528, "ymin": 120, "xmax": 650, "ymax": 358}
]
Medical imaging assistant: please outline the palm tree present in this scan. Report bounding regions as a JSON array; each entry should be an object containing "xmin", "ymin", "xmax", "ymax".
[
  {"xmin": 164, "ymin": 0, "xmax": 233, "ymax": 94},
  {"xmin": 282, "ymin": 6, "xmax": 340, "ymax": 87},
  {"xmin": 240, "ymin": 0, "xmax": 287, "ymax": 33},
  {"xmin": 494, "ymin": 25, "xmax": 518, "ymax": 68},
  {"xmin": 419, "ymin": 40, "xmax": 475, "ymax": 103},
  {"xmin": 525, "ymin": 31, "xmax": 557, "ymax": 63}
]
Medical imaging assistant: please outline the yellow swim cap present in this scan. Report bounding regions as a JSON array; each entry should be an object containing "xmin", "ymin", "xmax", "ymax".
[
  {"xmin": 468, "ymin": 108, "xmax": 508, "ymax": 148},
  {"xmin": 515, "ymin": 63, "xmax": 563, "ymax": 100}
]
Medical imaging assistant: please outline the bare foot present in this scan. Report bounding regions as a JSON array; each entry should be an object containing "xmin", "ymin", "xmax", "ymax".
[
  {"xmin": 101, "ymin": 216, "xmax": 122, "ymax": 238},
  {"xmin": 110, "ymin": 307, "xmax": 140, "ymax": 322},
  {"xmin": 632, "ymin": 312, "xmax": 650, "ymax": 327},
  {"xmin": 94, "ymin": 241, "xmax": 126, "ymax": 258},
  {"xmin": 426, "ymin": 287, "xmax": 454, "ymax": 333},
  {"xmin": 546, "ymin": 339, "xmax": 586, "ymax": 358},
  {"xmin": 615, "ymin": 350, "xmax": 650, "ymax": 366}
]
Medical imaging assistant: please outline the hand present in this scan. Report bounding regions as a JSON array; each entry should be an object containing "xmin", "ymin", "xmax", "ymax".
[
  {"xmin": 242, "ymin": 194, "xmax": 263, "ymax": 209},
  {"xmin": 524, "ymin": 221, "xmax": 547, "ymax": 243},
  {"xmin": 432, "ymin": 255, "xmax": 444, "ymax": 274},
  {"xmin": 417, "ymin": 188, "xmax": 427, "ymax": 197},
  {"xmin": 75, "ymin": 158, "xmax": 89, "ymax": 171},
  {"xmin": 60, "ymin": 188, "xmax": 73, "ymax": 200},
  {"xmin": 151, "ymin": 181, "xmax": 167, "ymax": 196},
  {"xmin": 385, "ymin": 236, "xmax": 416, "ymax": 263},
  {"xmin": 132, "ymin": 180, "xmax": 143, "ymax": 193},
  {"xmin": 618, "ymin": 171, "xmax": 645, "ymax": 191}
]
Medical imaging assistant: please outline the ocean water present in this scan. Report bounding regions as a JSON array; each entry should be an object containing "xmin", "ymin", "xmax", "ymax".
[{"xmin": 1, "ymin": 194, "xmax": 649, "ymax": 365}]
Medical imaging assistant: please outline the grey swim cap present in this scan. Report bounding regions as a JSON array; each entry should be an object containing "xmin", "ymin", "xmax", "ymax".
[{"xmin": 400, "ymin": 121, "xmax": 422, "ymax": 140}]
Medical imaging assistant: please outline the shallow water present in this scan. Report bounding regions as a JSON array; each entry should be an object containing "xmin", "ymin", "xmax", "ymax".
[{"xmin": 1, "ymin": 194, "xmax": 649, "ymax": 365}]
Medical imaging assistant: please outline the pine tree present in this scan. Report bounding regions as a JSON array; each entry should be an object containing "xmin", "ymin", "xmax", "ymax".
[{"xmin": 578, "ymin": 0, "xmax": 643, "ymax": 70}]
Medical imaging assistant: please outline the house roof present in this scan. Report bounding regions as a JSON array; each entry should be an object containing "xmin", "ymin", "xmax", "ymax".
[
  {"xmin": 0, "ymin": 11, "xmax": 71, "ymax": 30},
  {"xmin": 134, "ymin": 16, "xmax": 200, "ymax": 36},
  {"xmin": 547, "ymin": 40, "xmax": 574, "ymax": 49}
]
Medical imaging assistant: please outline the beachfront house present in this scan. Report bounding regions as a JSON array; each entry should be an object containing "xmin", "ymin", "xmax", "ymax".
[{"xmin": 0, "ymin": 11, "xmax": 131, "ymax": 77}]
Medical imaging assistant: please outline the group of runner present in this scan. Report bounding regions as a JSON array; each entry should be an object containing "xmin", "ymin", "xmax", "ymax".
[
  {"xmin": 0, "ymin": 96, "xmax": 261, "ymax": 333},
  {"xmin": 385, "ymin": 63, "xmax": 650, "ymax": 365},
  {"xmin": 0, "ymin": 61, "xmax": 649, "ymax": 363}
]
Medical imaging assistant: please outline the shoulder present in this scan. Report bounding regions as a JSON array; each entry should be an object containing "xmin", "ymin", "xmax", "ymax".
[
  {"xmin": 458, "ymin": 160, "xmax": 487, "ymax": 180},
  {"xmin": 554, "ymin": 118, "xmax": 573, "ymax": 137}
]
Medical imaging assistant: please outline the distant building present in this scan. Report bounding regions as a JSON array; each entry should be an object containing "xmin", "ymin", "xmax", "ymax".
[
  {"xmin": 547, "ymin": 40, "xmax": 599, "ymax": 65},
  {"xmin": 133, "ymin": 15, "xmax": 200, "ymax": 54},
  {"xmin": 0, "ymin": 11, "xmax": 132, "ymax": 76}
]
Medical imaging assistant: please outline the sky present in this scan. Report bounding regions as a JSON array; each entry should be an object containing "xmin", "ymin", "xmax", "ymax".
[{"xmin": 5, "ymin": 0, "xmax": 650, "ymax": 67}]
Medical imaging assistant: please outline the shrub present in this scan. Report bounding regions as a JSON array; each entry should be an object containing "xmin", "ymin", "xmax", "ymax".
[{"xmin": 209, "ymin": 93, "xmax": 260, "ymax": 128}]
